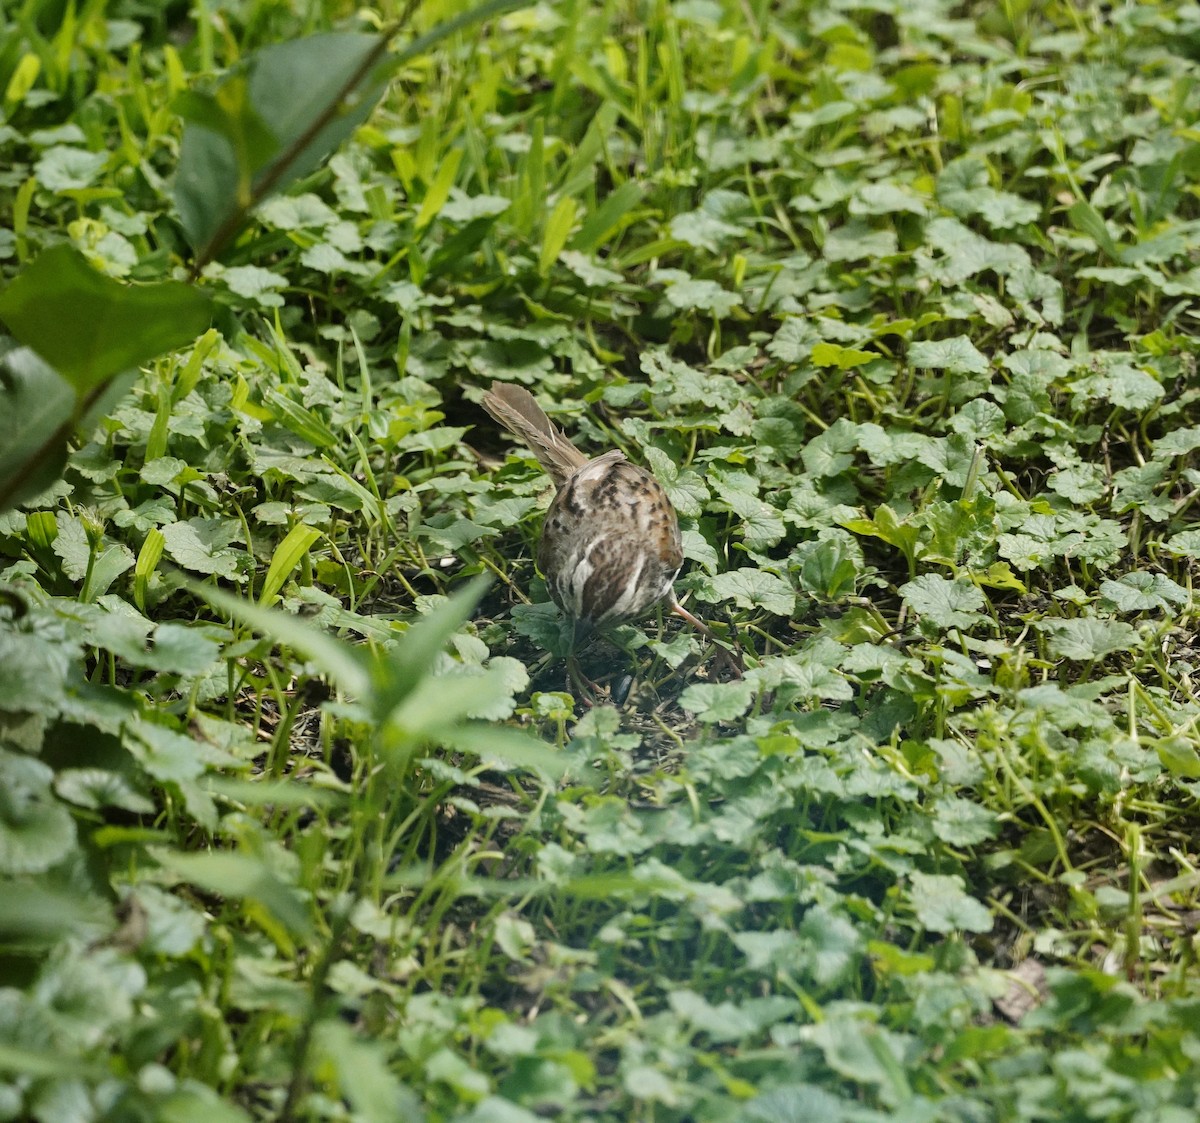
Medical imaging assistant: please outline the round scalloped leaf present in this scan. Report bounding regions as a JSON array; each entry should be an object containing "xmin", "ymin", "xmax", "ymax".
[{"xmin": 53, "ymin": 768, "xmax": 155, "ymax": 814}]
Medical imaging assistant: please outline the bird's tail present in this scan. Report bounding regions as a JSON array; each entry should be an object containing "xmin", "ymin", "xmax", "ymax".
[{"xmin": 481, "ymin": 381, "xmax": 588, "ymax": 488}]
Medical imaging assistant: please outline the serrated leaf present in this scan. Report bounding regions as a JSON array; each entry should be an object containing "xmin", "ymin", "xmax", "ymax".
[
  {"xmin": 34, "ymin": 145, "xmax": 107, "ymax": 192},
  {"xmin": 678, "ymin": 679, "xmax": 755, "ymax": 722},
  {"xmin": 937, "ymin": 156, "xmax": 1039, "ymax": 229},
  {"xmin": 1037, "ymin": 616, "xmax": 1139, "ymax": 661},
  {"xmin": 1099, "ymin": 572, "xmax": 1188, "ymax": 613},
  {"xmin": 900, "ymin": 573, "xmax": 986, "ymax": 630},
  {"xmin": 930, "ymin": 797, "xmax": 1000, "ymax": 846},
  {"xmin": 1164, "ymin": 530, "xmax": 1200, "ymax": 558},
  {"xmin": 161, "ymin": 518, "xmax": 244, "ymax": 577},
  {"xmin": 909, "ymin": 871, "xmax": 993, "ymax": 933},
  {"xmin": 662, "ymin": 277, "xmax": 742, "ymax": 316},
  {"xmin": 703, "ymin": 569, "xmax": 796, "ymax": 616},
  {"xmin": 908, "ymin": 335, "xmax": 989, "ymax": 375}
]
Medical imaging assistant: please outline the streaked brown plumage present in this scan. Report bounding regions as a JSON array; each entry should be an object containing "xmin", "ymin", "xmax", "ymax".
[{"xmin": 481, "ymin": 381, "xmax": 740, "ymax": 682}]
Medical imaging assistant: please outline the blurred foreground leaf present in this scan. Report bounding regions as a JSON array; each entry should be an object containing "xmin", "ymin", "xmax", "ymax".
[
  {"xmin": 0, "ymin": 246, "xmax": 211, "ymax": 394},
  {"xmin": 175, "ymin": 32, "xmax": 390, "ymax": 261}
]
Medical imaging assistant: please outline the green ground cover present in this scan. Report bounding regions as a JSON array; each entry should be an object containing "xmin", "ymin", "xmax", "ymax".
[{"xmin": 2, "ymin": 0, "xmax": 1200, "ymax": 1119}]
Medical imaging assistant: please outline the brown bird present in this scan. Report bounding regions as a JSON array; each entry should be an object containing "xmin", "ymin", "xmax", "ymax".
[{"xmin": 480, "ymin": 380, "xmax": 741, "ymax": 694}]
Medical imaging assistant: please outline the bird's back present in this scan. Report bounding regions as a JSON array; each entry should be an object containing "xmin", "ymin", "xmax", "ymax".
[{"xmin": 539, "ymin": 452, "xmax": 683, "ymax": 628}]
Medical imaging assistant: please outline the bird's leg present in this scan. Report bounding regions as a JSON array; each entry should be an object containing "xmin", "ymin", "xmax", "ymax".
[
  {"xmin": 565, "ymin": 653, "xmax": 603, "ymax": 706},
  {"xmin": 668, "ymin": 596, "xmax": 744, "ymax": 678},
  {"xmin": 565, "ymin": 618, "xmax": 608, "ymax": 705}
]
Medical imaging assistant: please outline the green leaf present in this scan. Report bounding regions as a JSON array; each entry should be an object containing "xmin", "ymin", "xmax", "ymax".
[
  {"xmin": 852, "ymin": 182, "xmax": 928, "ymax": 216},
  {"xmin": 559, "ymin": 250, "xmax": 624, "ymax": 288},
  {"xmin": 662, "ymin": 277, "xmax": 742, "ymax": 316},
  {"xmin": 798, "ymin": 906, "xmax": 864, "ymax": 988},
  {"xmin": 134, "ymin": 526, "xmax": 166, "ymax": 613},
  {"xmin": 717, "ymin": 487, "xmax": 786, "ymax": 550},
  {"xmin": 806, "ymin": 1016, "xmax": 911, "ymax": 1101},
  {"xmin": 0, "ymin": 749, "xmax": 76, "ymax": 874},
  {"xmin": 570, "ymin": 180, "xmax": 644, "ymax": 254},
  {"xmin": 1164, "ymin": 530, "xmax": 1200, "ymax": 558},
  {"xmin": 810, "ymin": 342, "xmax": 879, "ymax": 370},
  {"xmin": 157, "ymin": 1084, "xmax": 254, "ymax": 1123},
  {"xmin": 0, "ymin": 607, "xmax": 77, "ymax": 713},
  {"xmin": 222, "ymin": 267, "xmax": 289, "ymax": 308},
  {"xmin": 0, "ymin": 246, "xmax": 210, "ymax": 393},
  {"xmin": 313, "ymin": 1020, "xmax": 421, "ymax": 1123},
  {"xmin": 54, "ymin": 768, "xmax": 154, "ymax": 814},
  {"xmin": 824, "ymin": 220, "xmax": 897, "ymax": 262},
  {"xmin": 429, "ymin": 723, "xmax": 567, "ymax": 780},
  {"xmin": 1103, "ymin": 362, "xmax": 1163, "ymax": 410},
  {"xmin": 511, "ymin": 602, "xmax": 574, "ymax": 659},
  {"xmin": 414, "ymin": 147, "xmax": 465, "ymax": 231},
  {"xmin": 909, "ymin": 871, "xmax": 993, "ymax": 933},
  {"xmin": 0, "ymin": 878, "xmax": 112, "ymax": 947},
  {"xmin": 388, "ymin": 0, "xmax": 530, "ymax": 70},
  {"xmin": 1068, "ymin": 199, "xmax": 1121, "ymax": 260},
  {"xmin": 801, "ymin": 418, "xmax": 859, "ymax": 478},
  {"xmin": 900, "ymin": 573, "xmax": 987, "ymax": 630},
  {"xmin": 1099, "ymin": 572, "xmax": 1188, "ymax": 613},
  {"xmin": 1049, "ymin": 464, "xmax": 1106, "ymax": 504},
  {"xmin": 143, "ymin": 623, "xmax": 222, "ymax": 676},
  {"xmin": 34, "ymin": 145, "xmax": 108, "ymax": 192},
  {"xmin": 0, "ymin": 345, "xmax": 74, "ymax": 512},
  {"xmin": 159, "ymin": 850, "xmax": 312, "ymax": 939},
  {"xmin": 161, "ymin": 518, "xmax": 244, "ymax": 578},
  {"xmin": 930, "ymin": 796, "xmax": 1000, "ymax": 845},
  {"xmin": 1156, "ymin": 737, "xmax": 1200, "ymax": 780},
  {"xmin": 539, "ymin": 195, "xmax": 577, "ymax": 275},
  {"xmin": 1037, "ymin": 616, "xmax": 1139, "ymax": 661},
  {"xmin": 669, "ymin": 194, "xmax": 747, "ymax": 252},
  {"xmin": 937, "ymin": 155, "xmax": 1039, "ymax": 229},
  {"xmin": 703, "ymin": 569, "xmax": 796, "ymax": 616},
  {"xmin": 264, "ymin": 389, "xmax": 338, "ymax": 448},
  {"xmin": 259, "ymin": 523, "xmax": 322, "ymax": 605},
  {"xmin": 797, "ymin": 538, "xmax": 859, "ymax": 599},
  {"xmin": 908, "ymin": 335, "xmax": 989, "ymax": 375},
  {"xmin": 840, "ymin": 504, "xmax": 919, "ymax": 563},
  {"xmin": 371, "ymin": 576, "xmax": 491, "ymax": 716},
  {"xmin": 457, "ymin": 1096, "xmax": 543, "ymax": 1123},
  {"xmin": 188, "ymin": 580, "xmax": 370, "ymax": 697},
  {"xmin": 678, "ymin": 679, "xmax": 755, "ymax": 722},
  {"xmin": 175, "ymin": 32, "xmax": 390, "ymax": 256}
]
